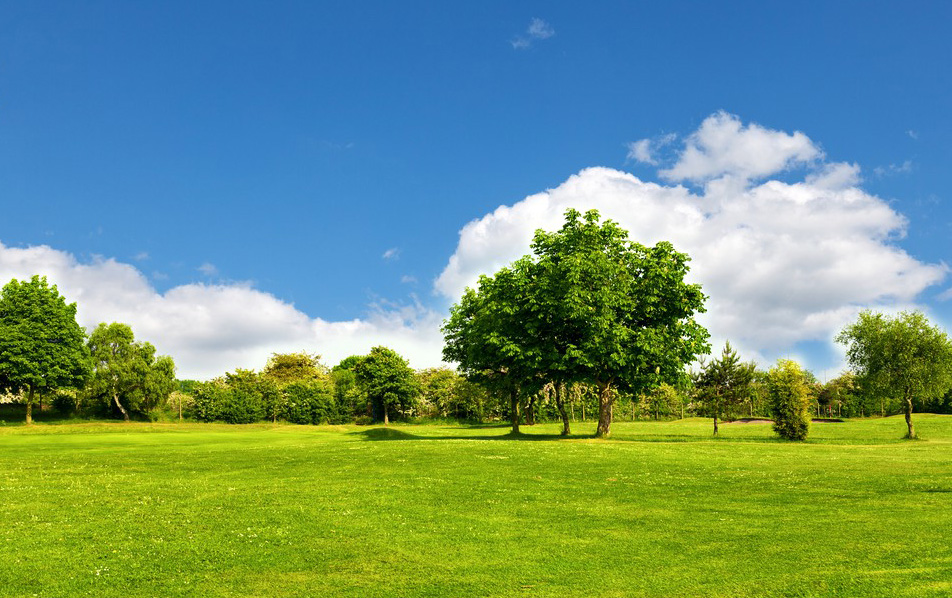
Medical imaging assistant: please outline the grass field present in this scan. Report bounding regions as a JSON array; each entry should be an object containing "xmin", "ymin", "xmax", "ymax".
[{"xmin": 1, "ymin": 416, "xmax": 950, "ymax": 597}]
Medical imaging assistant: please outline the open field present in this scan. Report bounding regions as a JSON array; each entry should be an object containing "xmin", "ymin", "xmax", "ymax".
[{"xmin": 1, "ymin": 417, "xmax": 951, "ymax": 597}]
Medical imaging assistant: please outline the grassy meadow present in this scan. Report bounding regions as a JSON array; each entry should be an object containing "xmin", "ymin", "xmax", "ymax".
[{"xmin": 1, "ymin": 416, "xmax": 951, "ymax": 597}]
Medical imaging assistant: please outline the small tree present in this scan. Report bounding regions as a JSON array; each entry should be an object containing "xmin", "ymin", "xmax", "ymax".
[
  {"xmin": 837, "ymin": 310, "xmax": 952, "ymax": 438},
  {"xmin": 693, "ymin": 342, "xmax": 755, "ymax": 435},
  {"xmin": 766, "ymin": 359, "xmax": 811, "ymax": 441},
  {"xmin": 0, "ymin": 276, "xmax": 91, "ymax": 423},
  {"xmin": 354, "ymin": 346, "xmax": 419, "ymax": 424},
  {"xmin": 86, "ymin": 323, "xmax": 176, "ymax": 420}
]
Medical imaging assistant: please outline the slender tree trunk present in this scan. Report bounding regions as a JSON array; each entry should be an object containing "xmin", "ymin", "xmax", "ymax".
[
  {"xmin": 570, "ymin": 398, "xmax": 575, "ymax": 422},
  {"xmin": 581, "ymin": 400, "xmax": 586, "ymax": 422},
  {"xmin": 113, "ymin": 392, "xmax": 130, "ymax": 422},
  {"xmin": 525, "ymin": 394, "xmax": 536, "ymax": 426},
  {"xmin": 25, "ymin": 386, "xmax": 35, "ymax": 425},
  {"xmin": 554, "ymin": 383, "xmax": 570, "ymax": 436},
  {"xmin": 383, "ymin": 401, "xmax": 390, "ymax": 426},
  {"xmin": 713, "ymin": 415, "xmax": 719, "ymax": 436},
  {"xmin": 179, "ymin": 394, "xmax": 183, "ymax": 421},
  {"xmin": 509, "ymin": 386, "xmax": 521, "ymax": 434},
  {"xmin": 595, "ymin": 381, "xmax": 614, "ymax": 438},
  {"xmin": 904, "ymin": 397, "xmax": 915, "ymax": 439}
]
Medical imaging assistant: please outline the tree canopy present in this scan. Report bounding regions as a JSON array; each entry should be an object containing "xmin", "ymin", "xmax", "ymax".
[
  {"xmin": 0, "ymin": 275, "xmax": 91, "ymax": 423},
  {"xmin": 444, "ymin": 209, "xmax": 709, "ymax": 437},
  {"xmin": 354, "ymin": 346, "xmax": 420, "ymax": 424},
  {"xmin": 836, "ymin": 310, "xmax": 952, "ymax": 438},
  {"xmin": 693, "ymin": 342, "xmax": 756, "ymax": 435},
  {"xmin": 86, "ymin": 322, "xmax": 176, "ymax": 420}
]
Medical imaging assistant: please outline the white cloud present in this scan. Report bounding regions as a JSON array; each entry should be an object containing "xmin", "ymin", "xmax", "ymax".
[
  {"xmin": 627, "ymin": 133, "xmax": 676, "ymax": 166},
  {"xmin": 382, "ymin": 248, "xmax": 400, "ymax": 260},
  {"xmin": 511, "ymin": 17, "xmax": 555, "ymax": 49},
  {"xmin": 0, "ymin": 243, "xmax": 445, "ymax": 380},
  {"xmin": 401, "ymin": 275, "xmax": 418, "ymax": 284},
  {"xmin": 437, "ymin": 114, "xmax": 946, "ymax": 368},
  {"xmin": 527, "ymin": 18, "xmax": 554, "ymax": 40},
  {"xmin": 873, "ymin": 160, "xmax": 914, "ymax": 178},
  {"xmin": 908, "ymin": 130, "xmax": 919, "ymax": 140},
  {"xmin": 658, "ymin": 111, "xmax": 822, "ymax": 184},
  {"xmin": 134, "ymin": 252, "xmax": 149, "ymax": 261},
  {"xmin": 197, "ymin": 262, "xmax": 218, "ymax": 277}
]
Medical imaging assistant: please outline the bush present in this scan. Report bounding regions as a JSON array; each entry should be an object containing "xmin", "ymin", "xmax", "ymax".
[
  {"xmin": 767, "ymin": 359, "xmax": 811, "ymax": 441},
  {"xmin": 283, "ymin": 380, "xmax": 337, "ymax": 425},
  {"xmin": 51, "ymin": 391, "xmax": 77, "ymax": 416}
]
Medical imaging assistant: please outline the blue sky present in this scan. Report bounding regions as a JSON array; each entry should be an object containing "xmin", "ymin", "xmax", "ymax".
[{"xmin": 2, "ymin": 1, "xmax": 951, "ymax": 379}]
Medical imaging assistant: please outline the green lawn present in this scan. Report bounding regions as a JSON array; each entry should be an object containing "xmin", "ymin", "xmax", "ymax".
[{"xmin": 1, "ymin": 416, "xmax": 950, "ymax": 597}]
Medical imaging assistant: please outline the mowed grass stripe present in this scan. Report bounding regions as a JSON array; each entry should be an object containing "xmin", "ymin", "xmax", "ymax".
[{"xmin": 1, "ymin": 416, "xmax": 950, "ymax": 597}]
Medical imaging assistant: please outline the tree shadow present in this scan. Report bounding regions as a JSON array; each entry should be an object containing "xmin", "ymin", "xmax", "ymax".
[{"xmin": 353, "ymin": 427, "xmax": 595, "ymax": 442}]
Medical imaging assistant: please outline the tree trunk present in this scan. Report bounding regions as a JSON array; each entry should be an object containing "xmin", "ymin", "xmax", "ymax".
[
  {"xmin": 595, "ymin": 381, "xmax": 614, "ymax": 438},
  {"xmin": 383, "ymin": 401, "xmax": 390, "ymax": 426},
  {"xmin": 581, "ymin": 400, "xmax": 586, "ymax": 422},
  {"xmin": 554, "ymin": 383, "xmax": 570, "ymax": 436},
  {"xmin": 904, "ymin": 397, "xmax": 915, "ymax": 439},
  {"xmin": 25, "ymin": 386, "xmax": 35, "ymax": 425},
  {"xmin": 525, "ymin": 394, "xmax": 536, "ymax": 426},
  {"xmin": 509, "ymin": 386, "xmax": 521, "ymax": 434},
  {"xmin": 713, "ymin": 415, "xmax": 719, "ymax": 436},
  {"xmin": 113, "ymin": 392, "xmax": 130, "ymax": 422}
]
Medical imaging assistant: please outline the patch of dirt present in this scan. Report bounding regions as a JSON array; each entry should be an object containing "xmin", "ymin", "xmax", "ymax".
[{"xmin": 727, "ymin": 418, "xmax": 773, "ymax": 424}]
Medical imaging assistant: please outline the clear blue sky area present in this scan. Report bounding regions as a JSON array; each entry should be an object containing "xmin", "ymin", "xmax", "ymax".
[{"xmin": 2, "ymin": 1, "xmax": 951, "ymax": 374}]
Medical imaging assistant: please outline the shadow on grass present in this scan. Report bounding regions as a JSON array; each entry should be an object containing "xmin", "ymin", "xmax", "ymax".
[{"xmin": 354, "ymin": 427, "xmax": 595, "ymax": 442}]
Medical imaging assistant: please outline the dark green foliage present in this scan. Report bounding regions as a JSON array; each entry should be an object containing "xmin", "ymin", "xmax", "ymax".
[
  {"xmin": 837, "ymin": 310, "xmax": 952, "ymax": 438},
  {"xmin": 191, "ymin": 370, "xmax": 278, "ymax": 424},
  {"xmin": 282, "ymin": 379, "xmax": 336, "ymax": 424},
  {"xmin": 354, "ymin": 346, "xmax": 420, "ymax": 423},
  {"xmin": 51, "ymin": 391, "xmax": 78, "ymax": 416},
  {"xmin": 84, "ymin": 322, "xmax": 177, "ymax": 420},
  {"xmin": 0, "ymin": 275, "xmax": 91, "ymax": 423},
  {"xmin": 693, "ymin": 342, "xmax": 756, "ymax": 435},
  {"xmin": 767, "ymin": 359, "xmax": 812, "ymax": 441}
]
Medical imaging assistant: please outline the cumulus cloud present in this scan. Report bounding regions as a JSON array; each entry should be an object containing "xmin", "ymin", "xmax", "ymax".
[
  {"xmin": 437, "ymin": 114, "xmax": 946, "ymax": 369},
  {"xmin": 0, "ymin": 243, "xmax": 445, "ymax": 380},
  {"xmin": 658, "ymin": 111, "xmax": 822, "ymax": 184},
  {"xmin": 511, "ymin": 17, "xmax": 555, "ymax": 49}
]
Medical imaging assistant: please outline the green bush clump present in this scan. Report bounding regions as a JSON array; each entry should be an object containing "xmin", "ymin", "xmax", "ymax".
[
  {"xmin": 767, "ymin": 359, "xmax": 811, "ymax": 441},
  {"xmin": 282, "ymin": 380, "xmax": 337, "ymax": 424}
]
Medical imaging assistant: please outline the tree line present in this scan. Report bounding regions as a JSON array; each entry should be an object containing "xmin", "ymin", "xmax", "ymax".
[{"xmin": 3, "ymin": 210, "xmax": 952, "ymax": 438}]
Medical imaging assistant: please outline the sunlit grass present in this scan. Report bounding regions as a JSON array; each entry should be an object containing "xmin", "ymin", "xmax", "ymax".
[{"xmin": 1, "ymin": 416, "xmax": 950, "ymax": 597}]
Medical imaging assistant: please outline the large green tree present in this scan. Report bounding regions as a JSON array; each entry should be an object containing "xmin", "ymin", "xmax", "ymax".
[
  {"xmin": 529, "ymin": 209, "xmax": 710, "ymax": 437},
  {"xmin": 86, "ymin": 322, "xmax": 176, "ymax": 421},
  {"xmin": 693, "ymin": 342, "xmax": 756, "ymax": 435},
  {"xmin": 354, "ymin": 346, "xmax": 420, "ymax": 424},
  {"xmin": 442, "ymin": 258, "xmax": 540, "ymax": 433},
  {"xmin": 836, "ymin": 310, "xmax": 952, "ymax": 438},
  {"xmin": 0, "ymin": 276, "xmax": 91, "ymax": 423}
]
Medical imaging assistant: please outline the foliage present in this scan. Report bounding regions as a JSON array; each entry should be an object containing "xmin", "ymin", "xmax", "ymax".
[
  {"xmin": 0, "ymin": 275, "xmax": 91, "ymax": 423},
  {"xmin": 354, "ymin": 346, "xmax": 420, "ymax": 424},
  {"xmin": 192, "ymin": 370, "xmax": 279, "ymax": 424},
  {"xmin": 84, "ymin": 322, "xmax": 177, "ymax": 420},
  {"xmin": 692, "ymin": 342, "xmax": 756, "ymax": 435},
  {"xmin": 282, "ymin": 379, "xmax": 336, "ymax": 424},
  {"xmin": 442, "ymin": 258, "xmax": 538, "ymax": 432},
  {"xmin": 261, "ymin": 352, "xmax": 326, "ymax": 386},
  {"xmin": 443, "ymin": 209, "xmax": 710, "ymax": 437},
  {"xmin": 766, "ymin": 359, "xmax": 812, "ymax": 441},
  {"xmin": 837, "ymin": 310, "xmax": 952, "ymax": 438}
]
